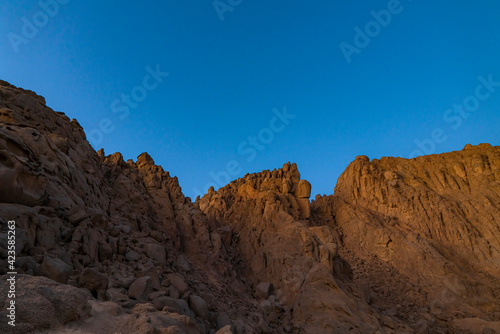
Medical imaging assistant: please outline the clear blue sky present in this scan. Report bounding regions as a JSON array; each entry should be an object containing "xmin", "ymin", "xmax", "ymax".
[{"xmin": 1, "ymin": 1, "xmax": 499, "ymax": 198}]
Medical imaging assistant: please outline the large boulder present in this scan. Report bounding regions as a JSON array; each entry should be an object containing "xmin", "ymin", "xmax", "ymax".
[
  {"xmin": 144, "ymin": 243, "xmax": 167, "ymax": 265},
  {"xmin": 0, "ymin": 275, "xmax": 91, "ymax": 333},
  {"xmin": 255, "ymin": 282, "xmax": 273, "ymax": 299},
  {"xmin": 117, "ymin": 303, "xmax": 202, "ymax": 334},
  {"xmin": 189, "ymin": 294, "xmax": 208, "ymax": 320},
  {"xmin": 128, "ymin": 276, "xmax": 153, "ymax": 301},
  {"xmin": 78, "ymin": 267, "xmax": 109, "ymax": 300},
  {"xmin": 152, "ymin": 296, "xmax": 192, "ymax": 317},
  {"xmin": 40, "ymin": 256, "xmax": 72, "ymax": 284},
  {"xmin": 166, "ymin": 273, "xmax": 189, "ymax": 295}
]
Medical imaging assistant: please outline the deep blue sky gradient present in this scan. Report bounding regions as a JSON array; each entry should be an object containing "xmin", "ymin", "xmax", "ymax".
[{"xmin": 1, "ymin": 1, "xmax": 499, "ymax": 198}]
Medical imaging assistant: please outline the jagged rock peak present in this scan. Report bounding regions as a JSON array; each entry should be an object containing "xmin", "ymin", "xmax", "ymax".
[
  {"xmin": 199, "ymin": 161, "xmax": 312, "ymax": 219},
  {"xmin": 463, "ymin": 142, "xmax": 493, "ymax": 150},
  {"xmin": 136, "ymin": 152, "xmax": 155, "ymax": 166}
]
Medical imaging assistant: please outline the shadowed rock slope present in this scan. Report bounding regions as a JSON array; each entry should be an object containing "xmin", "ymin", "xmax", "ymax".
[{"xmin": 0, "ymin": 80, "xmax": 499, "ymax": 334}]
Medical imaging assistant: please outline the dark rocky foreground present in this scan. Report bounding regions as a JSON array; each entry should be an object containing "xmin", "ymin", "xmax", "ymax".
[{"xmin": 0, "ymin": 80, "xmax": 499, "ymax": 333}]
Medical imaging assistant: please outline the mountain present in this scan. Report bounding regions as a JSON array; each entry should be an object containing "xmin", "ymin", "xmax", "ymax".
[{"xmin": 0, "ymin": 80, "xmax": 499, "ymax": 333}]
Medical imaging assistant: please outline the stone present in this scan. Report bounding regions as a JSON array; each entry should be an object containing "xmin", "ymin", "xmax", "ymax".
[
  {"xmin": 293, "ymin": 179, "xmax": 311, "ymax": 198},
  {"xmin": 452, "ymin": 318, "xmax": 500, "ymax": 334},
  {"xmin": 216, "ymin": 325, "xmax": 234, "ymax": 334},
  {"xmin": 217, "ymin": 312, "xmax": 233, "ymax": 329},
  {"xmin": 255, "ymin": 282, "xmax": 273, "ymax": 299},
  {"xmin": 177, "ymin": 255, "xmax": 191, "ymax": 272},
  {"xmin": 169, "ymin": 286, "xmax": 180, "ymax": 299},
  {"xmin": 167, "ymin": 273, "xmax": 189, "ymax": 295},
  {"xmin": 211, "ymin": 232, "xmax": 222, "ymax": 251},
  {"xmin": 98, "ymin": 242, "xmax": 113, "ymax": 261},
  {"xmin": 189, "ymin": 294, "xmax": 209, "ymax": 320},
  {"xmin": 125, "ymin": 249, "xmax": 141, "ymax": 262},
  {"xmin": 128, "ymin": 276, "xmax": 153, "ymax": 301},
  {"xmin": 0, "ymin": 275, "xmax": 91, "ymax": 333},
  {"xmin": 78, "ymin": 267, "xmax": 109, "ymax": 300},
  {"xmin": 138, "ymin": 265, "xmax": 161, "ymax": 290},
  {"xmin": 296, "ymin": 197, "xmax": 311, "ymax": 219},
  {"xmin": 40, "ymin": 256, "xmax": 72, "ymax": 284},
  {"xmin": 152, "ymin": 296, "xmax": 192, "ymax": 317},
  {"xmin": 144, "ymin": 243, "xmax": 167, "ymax": 265},
  {"xmin": 260, "ymin": 300, "xmax": 273, "ymax": 315},
  {"xmin": 217, "ymin": 226, "xmax": 233, "ymax": 247},
  {"xmin": 118, "ymin": 303, "xmax": 202, "ymax": 334}
]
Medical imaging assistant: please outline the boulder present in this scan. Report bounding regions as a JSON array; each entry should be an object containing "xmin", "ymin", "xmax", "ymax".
[
  {"xmin": 166, "ymin": 273, "xmax": 189, "ymax": 295},
  {"xmin": 255, "ymin": 282, "xmax": 273, "ymax": 299},
  {"xmin": 138, "ymin": 265, "xmax": 160, "ymax": 290},
  {"xmin": 40, "ymin": 256, "xmax": 72, "ymax": 284},
  {"xmin": 0, "ymin": 275, "xmax": 91, "ymax": 333},
  {"xmin": 293, "ymin": 179, "xmax": 311, "ymax": 198},
  {"xmin": 144, "ymin": 243, "xmax": 167, "ymax": 265},
  {"xmin": 217, "ymin": 312, "xmax": 233, "ymax": 329},
  {"xmin": 118, "ymin": 303, "xmax": 202, "ymax": 334},
  {"xmin": 177, "ymin": 255, "xmax": 191, "ymax": 272},
  {"xmin": 128, "ymin": 276, "xmax": 153, "ymax": 301},
  {"xmin": 216, "ymin": 325, "xmax": 234, "ymax": 334},
  {"xmin": 125, "ymin": 249, "xmax": 141, "ymax": 262},
  {"xmin": 189, "ymin": 294, "xmax": 209, "ymax": 320},
  {"xmin": 79, "ymin": 267, "xmax": 109, "ymax": 300},
  {"xmin": 260, "ymin": 300, "xmax": 273, "ymax": 315},
  {"xmin": 152, "ymin": 296, "xmax": 192, "ymax": 316}
]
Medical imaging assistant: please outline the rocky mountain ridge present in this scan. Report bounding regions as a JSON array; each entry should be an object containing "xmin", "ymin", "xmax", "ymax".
[{"xmin": 0, "ymin": 80, "xmax": 499, "ymax": 333}]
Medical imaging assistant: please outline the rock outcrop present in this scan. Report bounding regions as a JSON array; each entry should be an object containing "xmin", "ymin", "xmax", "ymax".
[
  {"xmin": 312, "ymin": 144, "xmax": 500, "ymax": 333},
  {"xmin": 0, "ymin": 80, "xmax": 499, "ymax": 333},
  {"xmin": 197, "ymin": 163, "xmax": 397, "ymax": 333},
  {"xmin": 0, "ymin": 275, "xmax": 92, "ymax": 333}
]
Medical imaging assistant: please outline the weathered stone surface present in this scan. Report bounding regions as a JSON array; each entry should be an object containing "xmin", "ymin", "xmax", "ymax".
[
  {"xmin": 166, "ymin": 273, "xmax": 189, "ymax": 296},
  {"xmin": 217, "ymin": 312, "xmax": 233, "ymax": 329},
  {"xmin": 260, "ymin": 300, "xmax": 273, "ymax": 314},
  {"xmin": 217, "ymin": 226, "xmax": 233, "ymax": 247},
  {"xmin": 177, "ymin": 254, "xmax": 191, "ymax": 272},
  {"xmin": 40, "ymin": 256, "xmax": 72, "ymax": 284},
  {"xmin": 152, "ymin": 296, "xmax": 192, "ymax": 316},
  {"xmin": 144, "ymin": 243, "xmax": 167, "ymax": 265},
  {"xmin": 128, "ymin": 276, "xmax": 153, "ymax": 301},
  {"xmin": 117, "ymin": 303, "xmax": 203, "ymax": 334},
  {"xmin": 125, "ymin": 249, "xmax": 141, "ymax": 262},
  {"xmin": 0, "ymin": 275, "xmax": 91, "ymax": 333},
  {"xmin": 293, "ymin": 179, "xmax": 311, "ymax": 198},
  {"xmin": 452, "ymin": 318, "xmax": 500, "ymax": 334},
  {"xmin": 255, "ymin": 282, "xmax": 274, "ymax": 299},
  {"xmin": 318, "ymin": 144, "xmax": 500, "ymax": 321},
  {"xmin": 137, "ymin": 265, "xmax": 161, "ymax": 290},
  {"xmin": 189, "ymin": 294, "xmax": 209, "ymax": 320},
  {"xmin": 79, "ymin": 267, "xmax": 109, "ymax": 300},
  {"xmin": 198, "ymin": 162, "xmax": 386, "ymax": 332},
  {"xmin": 216, "ymin": 325, "xmax": 234, "ymax": 334}
]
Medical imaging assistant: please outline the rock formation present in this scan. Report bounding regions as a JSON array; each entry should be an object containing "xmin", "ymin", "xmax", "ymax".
[
  {"xmin": 312, "ymin": 145, "xmax": 500, "ymax": 332},
  {"xmin": 0, "ymin": 80, "xmax": 499, "ymax": 333}
]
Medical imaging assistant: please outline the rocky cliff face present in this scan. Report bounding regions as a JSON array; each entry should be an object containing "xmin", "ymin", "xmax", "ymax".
[
  {"xmin": 0, "ymin": 80, "xmax": 499, "ymax": 334},
  {"xmin": 197, "ymin": 163, "xmax": 393, "ymax": 333},
  {"xmin": 312, "ymin": 144, "xmax": 500, "ymax": 333}
]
